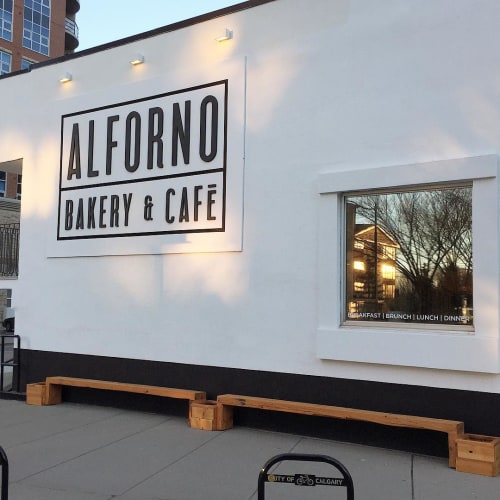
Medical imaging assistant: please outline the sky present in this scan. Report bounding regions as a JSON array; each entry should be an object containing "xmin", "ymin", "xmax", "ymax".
[{"xmin": 76, "ymin": 0, "xmax": 239, "ymax": 51}]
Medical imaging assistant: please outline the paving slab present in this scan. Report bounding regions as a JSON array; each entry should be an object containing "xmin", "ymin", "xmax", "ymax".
[
  {"xmin": 20, "ymin": 417, "xmax": 216, "ymax": 497},
  {"xmin": 8, "ymin": 482, "xmax": 109, "ymax": 500},
  {"xmin": 413, "ymin": 455, "xmax": 500, "ymax": 500},
  {"xmin": 287, "ymin": 438, "xmax": 412, "ymax": 500},
  {"xmin": 7, "ymin": 410, "xmax": 170, "ymax": 482},
  {"xmin": 122, "ymin": 427, "xmax": 300, "ymax": 500},
  {"xmin": 0, "ymin": 400, "xmax": 499, "ymax": 500},
  {"xmin": 0, "ymin": 402, "xmax": 128, "ymax": 448}
]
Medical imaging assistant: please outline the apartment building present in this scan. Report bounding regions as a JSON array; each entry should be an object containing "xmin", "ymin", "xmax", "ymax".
[
  {"xmin": 0, "ymin": 0, "xmax": 78, "ymax": 323},
  {"xmin": 0, "ymin": 0, "xmax": 79, "ymax": 75}
]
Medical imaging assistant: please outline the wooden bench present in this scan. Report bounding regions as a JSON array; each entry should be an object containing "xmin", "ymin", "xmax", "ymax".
[
  {"xmin": 216, "ymin": 394, "xmax": 464, "ymax": 468},
  {"xmin": 27, "ymin": 376, "xmax": 206, "ymax": 407}
]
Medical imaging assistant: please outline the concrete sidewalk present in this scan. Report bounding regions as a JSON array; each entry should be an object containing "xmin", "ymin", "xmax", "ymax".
[{"xmin": 0, "ymin": 399, "xmax": 498, "ymax": 499}]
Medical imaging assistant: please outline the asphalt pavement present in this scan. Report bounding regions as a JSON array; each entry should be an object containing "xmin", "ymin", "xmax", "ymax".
[{"xmin": 0, "ymin": 399, "xmax": 499, "ymax": 499}]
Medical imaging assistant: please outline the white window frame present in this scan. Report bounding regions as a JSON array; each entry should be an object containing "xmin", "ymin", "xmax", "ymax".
[
  {"xmin": 21, "ymin": 58, "xmax": 34, "ymax": 70},
  {"xmin": 22, "ymin": 0, "xmax": 51, "ymax": 56},
  {"xmin": 316, "ymin": 155, "xmax": 500, "ymax": 373},
  {"xmin": 0, "ymin": 0, "xmax": 13, "ymax": 42},
  {"xmin": 0, "ymin": 170, "xmax": 6, "ymax": 197},
  {"xmin": 16, "ymin": 173, "xmax": 21, "ymax": 200},
  {"xmin": 0, "ymin": 49, "xmax": 11, "ymax": 75}
]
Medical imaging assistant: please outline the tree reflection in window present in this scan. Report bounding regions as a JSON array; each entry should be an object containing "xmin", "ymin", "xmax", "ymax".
[{"xmin": 345, "ymin": 185, "xmax": 472, "ymax": 326}]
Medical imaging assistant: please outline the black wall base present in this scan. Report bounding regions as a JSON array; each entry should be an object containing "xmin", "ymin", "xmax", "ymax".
[
  {"xmin": 20, "ymin": 349, "xmax": 500, "ymax": 458},
  {"xmin": 0, "ymin": 391, "xmax": 25, "ymax": 401}
]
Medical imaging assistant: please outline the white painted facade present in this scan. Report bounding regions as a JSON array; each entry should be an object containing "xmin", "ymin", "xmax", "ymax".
[{"xmin": 2, "ymin": 0, "xmax": 500, "ymax": 394}]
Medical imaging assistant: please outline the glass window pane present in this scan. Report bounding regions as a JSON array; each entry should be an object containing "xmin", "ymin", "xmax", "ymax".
[
  {"xmin": 0, "ymin": 0, "xmax": 13, "ymax": 41},
  {"xmin": 0, "ymin": 50, "xmax": 11, "ymax": 75},
  {"xmin": 345, "ymin": 185, "xmax": 473, "ymax": 326},
  {"xmin": 23, "ymin": 0, "xmax": 50, "ymax": 55},
  {"xmin": 17, "ymin": 174, "xmax": 21, "ymax": 200}
]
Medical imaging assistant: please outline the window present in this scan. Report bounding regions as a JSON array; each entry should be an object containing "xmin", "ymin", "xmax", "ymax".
[
  {"xmin": 0, "ymin": 171, "xmax": 5, "ymax": 197},
  {"xmin": 353, "ymin": 260, "xmax": 365, "ymax": 271},
  {"xmin": 0, "ymin": 0, "xmax": 13, "ymax": 41},
  {"xmin": 21, "ymin": 58, "xmax": 34, "ymax": 70},
  {"xmin": 383, "ymin": 283, "xmax": 395, "ymax": 299},
  {"xmin": 16, "ymin": 173, "xmax": 21, "ymax": 200},
  {"xmin": 381, "ymin": 264, "xmax": 395, "ymax": 280},
  {"xmin": 345, "ymin": 185, "xmax": 472, "ymax": 326},
  {"xmin": 0, "ymin": 49, "xmax": 10, "ymax": 74},
  {"xmin": 316, "ymin": 155, "xmax": 500, "ymax": 373},
  {"xmin": 23, "ymin": 0, "xmax": 50, "ymax": 56}
]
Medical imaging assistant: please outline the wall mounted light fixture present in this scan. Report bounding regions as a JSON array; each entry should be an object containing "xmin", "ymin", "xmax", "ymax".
[
  {"xmin": 130, "ymin": 54, "xmax": 145, "ymax": 65},
  {"xmin": 215, "ymin": 29, "xmax": 233, "ymax": 42},
  {"xmin": 59, "ymin": 72, "xmax": 72, "ymax": 83}
]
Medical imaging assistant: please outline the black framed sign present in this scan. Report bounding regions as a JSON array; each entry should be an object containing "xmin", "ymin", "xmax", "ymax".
[{"xmin": 50, "ymin": 76, "xmax": 244, "ymax": 257}]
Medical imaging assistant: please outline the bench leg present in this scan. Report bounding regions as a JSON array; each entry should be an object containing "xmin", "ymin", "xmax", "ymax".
[
  {"xmin": 26, "ymin": 383, "xmax": 47, "ymax": 405},
  {"xmin": 216, "ymin": 403, "xmax": 233, "ymax": 430},
  {"xmin": 45, "ymin": 383, "xmax": 62, "ymax": 405},
  {"xmin": 189, "ymin": 401, "xmax": 233, "ymax": 431},
  {"xmin": 449, "ymin": 425, "xmax": 465, "ymax": 468}
]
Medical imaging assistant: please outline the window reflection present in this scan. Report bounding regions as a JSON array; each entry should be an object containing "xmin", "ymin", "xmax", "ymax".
[{"xmin": 345, "ymin": 185, "xmax": 473, "ymax": 326}]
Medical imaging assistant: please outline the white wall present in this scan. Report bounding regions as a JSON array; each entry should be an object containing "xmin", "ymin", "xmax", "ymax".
[{"xmin": 3, "ymin": 0, "xmax": 500, "ymax": 393}]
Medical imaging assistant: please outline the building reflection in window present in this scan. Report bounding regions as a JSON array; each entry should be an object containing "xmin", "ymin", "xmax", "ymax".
[{"xmin": 345, "ymin": 185, "xmax": 473, "ymax": 326}]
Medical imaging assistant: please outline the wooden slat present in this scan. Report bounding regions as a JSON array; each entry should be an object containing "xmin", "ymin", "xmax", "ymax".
[
  {"xmin": 217, "ymin": 394, "xmax": 464, "ymax": 468},
  {"xmin": 46, "ymin": 376, "xmax": 206, "ymax": 401},
  {"xmin": 217, "ymin": 394, "xmax": 461, "ymax": 431}
]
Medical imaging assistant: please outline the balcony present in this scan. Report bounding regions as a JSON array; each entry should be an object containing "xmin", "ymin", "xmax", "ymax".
[
  {"xmin": 0, "ymin": 224, "xmax": 19, "ymax": 278},
  {"xmin": 66, "ymin": 0, "xmax": 80, "ymax": 16},
  {"xmin": 65, "ymin": 17, "xmax": 79, "ymax": 52}
]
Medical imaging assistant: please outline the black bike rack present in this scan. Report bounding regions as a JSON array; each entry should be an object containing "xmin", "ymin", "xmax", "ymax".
[
  {"xmin": 258, "ymin": 453, "xmax": 354, "ymax": 499},
  {"xmin": 0, "ymin": 446, "xmax": 8, "ymax": 500}
]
